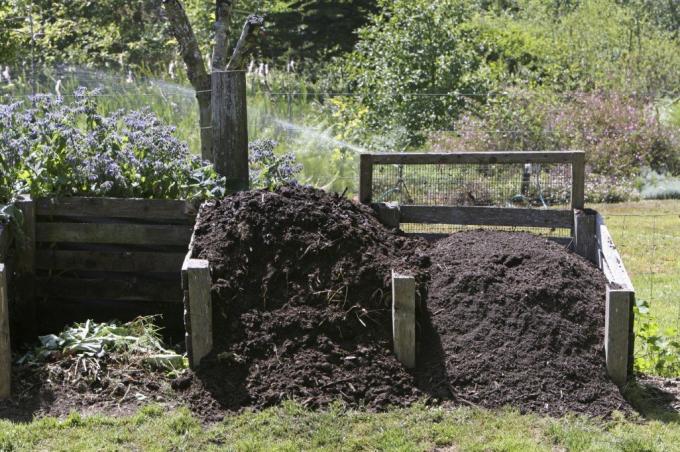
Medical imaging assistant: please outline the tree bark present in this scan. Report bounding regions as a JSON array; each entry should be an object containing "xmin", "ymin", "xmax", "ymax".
[
  {"xmin": 212, "ymin": 0, "xmax": 235, "ymax": 70},
  {"xmin": 162, "ymin": 0, "xmax": 212, "ymax": 160},
  {"xmin": 226, "ymin": 15, "xmax": 265, "ymax": 71}
]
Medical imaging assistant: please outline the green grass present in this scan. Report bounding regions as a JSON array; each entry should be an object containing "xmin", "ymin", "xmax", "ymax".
[
  {"xmin": 593, "ymin": 200, "xmax": 680, "ymax": 337},
  {"xmin": 1, "ymin": 402, "xmax": 680, "ymax": 451}
]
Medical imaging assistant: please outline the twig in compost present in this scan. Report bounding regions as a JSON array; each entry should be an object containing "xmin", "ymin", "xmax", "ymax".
[{"xmin": 321, "ymin": 377, "xmax": 355, "ymax": 389}]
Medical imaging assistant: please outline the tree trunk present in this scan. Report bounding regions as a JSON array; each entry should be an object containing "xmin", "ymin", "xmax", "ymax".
[
  {"xmin": 212, "ymin": 0, "xmax": 234, "ymax": 70},
  {"xmin": 162, "ymin": 0, "xmax": 212, "ymax": 160}
]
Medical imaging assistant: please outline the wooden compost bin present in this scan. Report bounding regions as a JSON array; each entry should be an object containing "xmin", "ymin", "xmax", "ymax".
[
  {"xmin": 362, "ymin": 151, "xmax": 635, "ymax": 387},
  {"xmin": 181, "ymin": 151, "xmax": 635, "ymax": 387},
  {"xmin": 4, "ymin": 196, "xmax": 197, "ymax": 335}
]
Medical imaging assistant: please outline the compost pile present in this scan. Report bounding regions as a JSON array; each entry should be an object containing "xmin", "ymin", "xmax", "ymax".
[
  {"xmin": 417, "ymin": 231, "xmax": 628, "ymax": 417},
  {"xmin": 187, "ymin": 185, "xmax": 628, "ymax": 417},
  {"xmin": 190, "ymin": 185, "xmax": 430, "ymax": 410}
]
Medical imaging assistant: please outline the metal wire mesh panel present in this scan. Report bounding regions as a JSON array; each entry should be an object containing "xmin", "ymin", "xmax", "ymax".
[{"xmin": 371, "ymin": 162, "xmax": 572, "ymax": 208}]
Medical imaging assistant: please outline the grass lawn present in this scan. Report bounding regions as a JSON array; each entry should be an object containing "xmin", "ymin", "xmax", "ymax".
[
  {"xmin": 1, "ymin": 402, "xmax": 680, "ymax": 451},
  {"xmin": 593, "ymin": 200, "xmax": 680, "ymax": 337}
]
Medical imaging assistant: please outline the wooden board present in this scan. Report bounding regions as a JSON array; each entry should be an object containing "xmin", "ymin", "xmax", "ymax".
[
  {"xmin": 35, "ymin": 197, "xmax": 197, "ymax": 222},
  {"xmin": 596, "ymin": 214, "xmax": 633, "ymax": 290},
  {"xmin": 35, "ymin": 249, "xmax": 185, "ymax": 273},
  {"xmin": 0, "ymin": 225, "xmax": 9, "ymax": 261},
  {"xmin": 605, "ymin": 287, "xmax": 633, "ymax": 387},
  {"xmin": 36, "ymin": 223, "xmax": 192, "ymax": 247},
  {"xmin": 367, "ymin": 151, "xmax": 584, "ymax": 165},
  {"xmin": 186, "ymin": 259, "xmax": 213, "ymax": 367},
  {"xmin": 36, "ymin": 276, "xmax": 182, "ymax": 303},
  {"xmin": 400, "ymin": 205, "xmax": 573, "ymax": 229},
  {"xmin": 0, "ymin": 263, "xmax": 10, "ymax": 400},
  {"xmin": 391, "ymin": 270, "xmax": 415, "ymax": 369}
]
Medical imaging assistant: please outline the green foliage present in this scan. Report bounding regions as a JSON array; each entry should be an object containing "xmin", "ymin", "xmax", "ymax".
[
  {"xmin": 328, "ymin": 0, "xmax": 490, "ymax": 146},
  {"xmin": 447, "ymin": 89, "xmax": 680, "ymax": 178},
  {"xmin": 248, "ymin": 139, "xmax": 303, "ymax": 189},
  {"xmin": 265, "ymin": 0, "xmax": 378, "ymax": 67},
  {"xmin": 2, "ymin": 0, "xmax": 174, "ymax": 73},
  {"xmin": 0, "ymin": 89, "xmax": 225, "ymax": 207},
  {"xmin": 634, "ymin": 298, "xmax": 680, "ymax": 377}
]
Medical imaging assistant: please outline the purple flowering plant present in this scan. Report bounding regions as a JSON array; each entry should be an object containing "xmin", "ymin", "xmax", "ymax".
[
  {"xmin": 0, "ymin": 88, "xmax": 225, "ymax": 211},
  {"xmin": 248, "ymin": 139, "xmax": 303, "ymax": 189}
]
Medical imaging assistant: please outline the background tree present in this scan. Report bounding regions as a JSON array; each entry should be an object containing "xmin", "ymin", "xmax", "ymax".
[{"xmin": 162, "ymin": 0, "xmax": 263, "ymax": 159}]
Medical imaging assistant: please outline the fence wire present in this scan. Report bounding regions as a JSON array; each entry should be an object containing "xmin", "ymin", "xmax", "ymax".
[
  {"xmin": 603, "ymin": 213, "xmax": 680, "ymax": 353},
  {"xmin": 371, "ymin": 161, "xmax": 573, "ymax": 238}
]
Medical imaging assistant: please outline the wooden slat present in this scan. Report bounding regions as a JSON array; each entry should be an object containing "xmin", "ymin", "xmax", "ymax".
[
  {"xmin": 0, "ymin": 263, "xmax": 10, "ymax": 400},
  {"xmin": 35, "ymin": 197, "xmax": 197, "ymax": 222},
  {"xmin": 596, "ymin": 214, "xmax": 634, "ymax": 290},
  {"xmin": 36, "ymin": 276, "xmax": 182, "ymax": 303},
  {"xmin": 0, "ymin": 225, "xmax": 9, "ymax": 261},
  {"xmin": 400, "ymin": 206, "xmax": 573, "ymax": 228},
  {"xmin": 36, "ymin": 249, "xmax": 185, "ymax": 273},
  {"xmin": 368, "ymin": 151, "xmax": 584, "ymax": 165},
  {"xmin": 36, "ymin": 223, "xmax": 192, "ymax": 246}
]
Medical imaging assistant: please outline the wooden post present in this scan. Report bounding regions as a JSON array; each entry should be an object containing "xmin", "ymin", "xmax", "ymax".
[
  {"xmin": 571, "ymin": 151, "xmax": 585, "ymax": 210},
  {"xmin": 0, "ymin": 263, "xmax": 10, "ymax": 400},
  {"xmin": 392, "ymin": 270, "xmax": 416, "ymax": 368},
  {"xmin": 359, "ymin": 153, "xmax": 373, "ymax": 204},
  {"xmin": 605, "ymin": 287, "xmax": 633, "ymax": 387},
  {"xmin": 574, "ymin": 210, "xmax": 598, "ymax": 264},
  {"xmin": 184, "ymin": 258, "xmax": 213, "ymax": 368},
  {"xmin": 374, "ymin": 202, "xmax": 400, "ymax": 229},
  {"xmin": 16, "ymin": 196, "xmax": 36, "ymax": 336},
  {"xmin": 212, "ymin": 70, "xmax": 249, "ymax": 192}
]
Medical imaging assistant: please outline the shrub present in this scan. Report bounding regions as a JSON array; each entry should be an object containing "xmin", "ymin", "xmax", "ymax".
[
  {"xmin": 446, "ymin": 89, "xmax": 680, "ymax": 179},
  {"xmin": 0, "ymin": 89, "xmax": 224, "ymax": 207}
]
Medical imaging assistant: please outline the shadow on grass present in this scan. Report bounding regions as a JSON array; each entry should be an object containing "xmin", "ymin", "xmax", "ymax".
[{"xmin": 624, "ymin": 376, "xmax": 680, "ymax": 423}]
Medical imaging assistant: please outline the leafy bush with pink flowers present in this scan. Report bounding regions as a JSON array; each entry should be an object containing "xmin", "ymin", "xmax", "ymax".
[{"xmin": 447, "ymin": 89, "xmax": 680, "ymax": 175}]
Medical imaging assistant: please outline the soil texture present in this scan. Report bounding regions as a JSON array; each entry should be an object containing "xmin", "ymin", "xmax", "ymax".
[
  {"xmin": 418, "ymin": 231, "xmax": 629, "ymax": 417},
  {"xmin": 190, "ymin": 185, "xmax": 430, "ymax": 411}
]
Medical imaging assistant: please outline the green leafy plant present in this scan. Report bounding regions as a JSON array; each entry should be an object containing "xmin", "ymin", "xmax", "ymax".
[
  {"xmin": 0, "ymin": 89, "xmax": 225, "ymax": 206},
  {"xmin": 634, "ymin": 297, "xmax": 680, "ymax": 376},
  {"xmin": 19, "ymin": 316, "xmax": 187, "ymax": 382}
]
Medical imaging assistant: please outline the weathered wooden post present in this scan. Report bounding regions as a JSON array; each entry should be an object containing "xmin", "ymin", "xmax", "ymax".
[
  {"xmin": 16, "ymin": 195, "xmax": 36, "ymax": 337},
  {"xmin": 0, "ymin": 263, "xmax": 10, "ymax": 400},
  {"xmin": 574, "ymin": 210, "xmax": 598, "ymax": 264},
  {"xmin": 392, "ymin": 270, "xmax": 416, "ymax": 368},
  {"xmin": 210, "ymin": 14, "xmax": 264, "ymax": 192},
  {"xmin": 182, "ymin": 256, "xmax": 213, "ymax": 368},
  {"xmin": 211, "ymin": 70, "xmax": 249, "ymax": 192},
  {"xmin": 571, "ymin": 151, "xmax": 585, "ymax": 210}
]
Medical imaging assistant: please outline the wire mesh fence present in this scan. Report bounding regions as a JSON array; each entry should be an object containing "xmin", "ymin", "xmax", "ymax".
[
  {"xmin": 369, "ymin": 158, "xmax": 576, "ymax": 238},
  {"xmin": 372, "ymin": 162, "xmax": 572, "ymax": 208},
  {"xmin": 602, "ymin": 212, "xmax": 680, "ymax": 351}
]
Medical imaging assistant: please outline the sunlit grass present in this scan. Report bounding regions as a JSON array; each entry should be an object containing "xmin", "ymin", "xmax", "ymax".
[
  {"xmin": 1, "ymin": 402, "xmax": 680, "ymax": 451},
  {"xmin": 593, "ymin": 200, "xmax": 680, "ymax": 338}
]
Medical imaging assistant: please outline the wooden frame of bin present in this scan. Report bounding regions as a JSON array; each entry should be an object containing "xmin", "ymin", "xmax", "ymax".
[{"xmin": 360, "ymin": 151, "xmax": 634, "ymax": 386}]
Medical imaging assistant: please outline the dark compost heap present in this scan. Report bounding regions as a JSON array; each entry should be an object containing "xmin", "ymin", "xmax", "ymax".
[
  {"xmin": 190, "ymin": 185, "xmax": 430, "ymax": 411},
  {"xmin": 188, "ymin": 185, "xmax": 628, "ymax": 417},
  {"xmin": 418, "ymin": 231, "xmax": 628, "ymax": 417}
]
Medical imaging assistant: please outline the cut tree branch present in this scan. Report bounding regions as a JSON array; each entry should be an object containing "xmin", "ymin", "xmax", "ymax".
[
  {"xmin": 226, "ymin": 15, "xmax": 265, "ymax": 71},
  {"xmin": 212, "ymin": 0, "xmax": 235, "ymax": 70}
]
